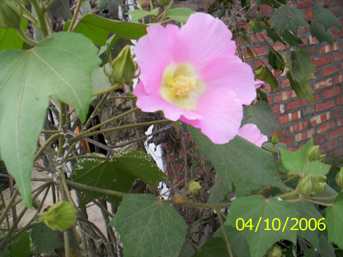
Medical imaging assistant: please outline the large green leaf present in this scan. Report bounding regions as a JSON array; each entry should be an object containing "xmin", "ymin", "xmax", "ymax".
[
  {"xmin": 313, "ymin": 3, "xmax": 340, "ymax": 30},
  {"xmin": 271, "ymin": 5, "xmax": 307, "ymax": 33},
  {"xmin": 190, "ymin": 128, "xmax": 284, "ymax": 201},
  {"xmin": 111, "ymin": 194, "xmax": 187, "ymax": 257},
  {"xmin": 0, "ymin": 27, "xmax": 23, "ymax": 50},
  {"xmin": 289, "ymin": 49, "xmax": 314, "ymax": 84},
  {"xmin": 226, "ymin": 196, "xmax": 298, "ymax": 257},
  {"xmin": 326, "ymin": 193, "xmax": 343, "ymax": 249},
  {"xmin": 243, "ymin": 102, "xmax": 280, "ymax": 136},
  {"xmin": 268, "ymin": 48, "xmax": 285, "ymax": 71},
  {"xmin": 72, "ymin": 151, "xmax": 166, "ymax": 204},
  {"xmin": 68, "ymin": 14, "xmax": 147, "ymax": 45},
  {"xmin": 30, "ymin": 223, "xmax": 63, "ymax": 254},
  {"xmin": 0, "ymin": 20, "xmax": 27, "ymax": 50},
  {"xmin": 1, "ymin": 232, "xmax": 32, "ymax": 257},
  {"xmin": 280, "ymin": 140, "xmax": 330, "ymax": 176},
  {"xmin": 0, "ymin": 32, "xmax": 100, "ymax": 206}
]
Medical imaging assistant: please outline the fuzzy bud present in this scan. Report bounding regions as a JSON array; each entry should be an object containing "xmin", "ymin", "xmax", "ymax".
[
  {"xmin": 110, "ymin": 46, "xmax": 136, "ymax": 85},
  {"xmin": 41, "ymin": 201, "xmax": 77, "ymax": 231}
]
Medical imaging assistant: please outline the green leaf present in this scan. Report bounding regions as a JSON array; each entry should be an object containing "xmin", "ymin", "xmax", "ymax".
[
  {"xmin": 0, "ymin": 27, "xmax": 23, "ymax": 50},
  {"xmin": 271, "ymin": 5, "xmax": 307, "ymax": 33},
  {"xmin": 255, "ymin": 65, "xmax": 278, "ymax": 90},
  {"xmin": 326, "ymin": 193, "xmax": 343, "ymax": 249},
  {"xmin": 129, "ymin": 8, "xmax": 159, "ymax": 23},
  {"xmin": 1, "ymin": 232, "xmax": 32, "ymax": 257},
  {"xmin": 111, "ymin": 194, "xmax": 187, "ymax": 257},
  {"xmin": 281, "ymin": 30, "xmax": 303, "ymax": 46},
  {"xmin": 67, "ymin": 14, "xmax": 147, "ymax": 45},
  {"xmin": 280, "ymin": 140, "xmax": 330, "ymax": 176},
  {"xmin": 0, "ymin": 32, "xmax": 100, "ymax": 206},
  {"xmin": 249, "ymin": 19, "xmax": 268, "ymax": 33},
  {"xmin": 226, "ymin": 196, "xmax": 298, "ymax": 257},
  {"xmin": 195, "ymin": 237, "xmax": 230, "ymax": 257},
  {"xmin": 289, "ymin": 48, "xmax": 314, "ymax": 83},
  {"xmin": 287, "ymin": 71, "xmax": 313, "ymax": 100},
  {"xmin": 293, "ymin": 202, "xmax": 321, "ymax": 248},
  {"xmin": 313, "ymin": 3, "xmax": 340, "ymax": 29},
  {"xmin": 268, "ymin": 48, "xmax": 285, "ymax": 71},
  {"xmin": 243, "ymin": 102, "xmax": 280, "ymax": 136},
  {"xmin": 190, "ymin": 128, "xmax": 284, "ymax": 200},
  {"xmin": 310, "ymin": 21, "xmax": 333, "ymax": 43},
  {"xmin": 166, "ymin": 8, "xmax": 194, "ymax": 23},
  {"xmin": 0, "ymin": 0, "xmax": 21, "ymax": 29},
  {"xmin": 41, "ymin": 201, "xmax": 77, "ymax": 231},
  {"xmin": 0, "ymin": 19, "xmax": 27, "ymax": 50},
  {"xmin": 72, "ymin": 151, "xmax": 166, "ymax": 204},
  {"xmin": 30, "ymin": 223, "xmax": 63, "ymax": 254}
]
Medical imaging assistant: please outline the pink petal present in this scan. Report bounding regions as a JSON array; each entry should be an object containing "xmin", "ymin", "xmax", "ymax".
[
  {"xmin": 180, "ymin": 12, "xmax": 236, "ymax": 68},
  {"xmin": 200, "ymin": 57, "xmax": 256, "ymax": 105},
  {"xmin": 134, "ymin": 82, "xmax": 201, "ymax": 121},
  {"xmin": 255, "ymin": 80, "xmax": 264, "ymax": 89},
  {"xmin": 238, "ymin": 124, "xmax": 268, "ymax": 147},
  {"xmin": 194, "ymin": 89, "xmax": 243, "ymax": 144},
  {"xmin": 134, "ymin": 24, "xmax": 180, "ymax": 94}
]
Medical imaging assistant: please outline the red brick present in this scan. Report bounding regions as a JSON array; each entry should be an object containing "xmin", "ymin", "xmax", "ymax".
[
  {"xmin": 322, "ymin": 87, "xmax": 340, "ymax": 98},
  {"xmin": 287, "ymin": 99, "xmax": 308, "ymax": 110},
  {"xmin": 329, "ymin": 127, "xmax": 343, "ymax": 138},
  {"xmin": 290, "ymin": 121, "xmax": 308, "ymax": 133},
  {"xmin": 315, "ymin": 100, "xmax": 335, "ymax": 112},
  {"xmin": 279, "ymin": 115, "xmax": 289, "ymax": 125},
  {"xmin": 253, "ymin": 46, "xmax": 268, "ymax": 56},
  {"xmin": 337, "ymin": 96, "xmax": 343, "ymax": 105},
  {"xmin": 322, "ymin": 66, "xmax": 338, "ymax": 77},
  {"xmin": 313, "ymin": 78, "xmax": 333, "ymax": 90},
  {"xmin": 312, "ymin": 56, "xmax": 331, "ymax": 67},
  {"xmin": 317, "ymin": 121, "xmax": 335, "ymax": 133}
]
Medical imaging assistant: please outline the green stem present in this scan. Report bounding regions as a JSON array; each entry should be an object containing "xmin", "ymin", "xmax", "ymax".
[
  {"xmin": 34, "ymin": 132, "xmax": 63, "ymax": 160},
  {"xmin": 68, "ymin": 0, "xmax": 83, "ymax": 32},
  {"xmin": 72, "ymin": 119, "xmax": 170, "ymax": 143},
  {"xmin": 94, "ymin": 84, "xmax": 122, "ymax": 96},
  {"xmin": 83, "ymin": 107, "xmax": 138, "ymax": 133},
  {"xmin": 31, "ymin": 0, "xmax": 50, "ymax": 37},
  {"xmin": 217, "ymin": 209, "xmax": 234, "ymax": 257}
]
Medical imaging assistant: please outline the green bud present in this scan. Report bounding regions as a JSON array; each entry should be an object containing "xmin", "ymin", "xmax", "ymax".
[
  {"xmin": 187, "ymin": 180, "xmax": 202, "ymax": 195},
  {"xmin": 267, "ymin": 246, "xmax": 283, "ymax": 257},
  {"xmin": 271, "ymin": 133, "xmax": 279, "ymax": 145},
  {"xmin": 110, "ymin": 46, "xmax": 136, "ymax": 85},
  {"xmin": 159, "ymin": 0, "xmax": 171, "ymax": 6},
  {"xmin": 41, "ymin": 201, "xmax": 77, "ymax": 231},
  {"xmin": 297, "ymin": 176, "xmax": 313, "ymax": 196},
  {"xmin": 336, "ymin": 168, "xmax": 343, "ymax": 188},
  {"xmin": 307, "ymin": 145, "xmax": 321, "ymax": 161},
  {"xmin": 0, "ymin": 0, "xmax": 21, "ymax": 29}
]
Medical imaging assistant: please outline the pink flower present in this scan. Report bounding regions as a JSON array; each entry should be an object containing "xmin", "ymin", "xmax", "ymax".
[
  {"xmin": 134, "ymin": 12, "xmax": 256, "ymax": 144},
  {"xmin": 238, "ymin": 124, "xmax": 268, "ymax": 147}
]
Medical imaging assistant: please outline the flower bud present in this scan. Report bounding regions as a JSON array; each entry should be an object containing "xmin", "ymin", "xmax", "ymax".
[
  {"xmin": 307, "ymin": 145, "xmax": 321, "ymax": 161},
  {"xmin": 297, "ymin": 176, "xmax": 313, "ymax": 196},
  {"xmin": 336, "ymin": 168, "xmax": 343, "ymax": 188},
  {"xmin": 172, "ymin": 194, "xmax": 187, "ymax": 204},
  {"xmin": 41, "ymin": 201, "xmax": 77, "ymax": 231},
  {"xmin": 187, "ymin": 180, "xmax": 202, "ymax": 195},
  {"xmin": 0, "ymin": 1, "xmax": 21, "ymax": 29},
  {"xmin": 110, "ymin": 46, "xmax": 136, "ymax": 85},
  {"xmin": 267, "ymin": 245, "xmax": 283, "ymax": 257}
]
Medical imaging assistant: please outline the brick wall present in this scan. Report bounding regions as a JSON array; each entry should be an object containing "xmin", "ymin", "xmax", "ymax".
[
  {"xmin": 257, "ymin": 0, "xmax": 343, "ymax": 161},
  {"xmin": 177, "ymin": 0, "xmax": 343, "ymax": 161}
]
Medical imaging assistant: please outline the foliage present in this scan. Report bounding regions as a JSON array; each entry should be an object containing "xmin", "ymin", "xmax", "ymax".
[{"xmin": 0, "ymin": 1, "xmax": 342, "ymax": 257}]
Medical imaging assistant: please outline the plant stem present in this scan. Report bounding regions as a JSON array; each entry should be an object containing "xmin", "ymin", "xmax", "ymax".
[
  {"xmin": 30, "ymin": 0, "xmax": 50, "ymax": 37},
  {"xmin": 83, "ymin": 107, "xmax": 138, "ymax": 133},
  {"xmin": 34, "ymin": 132, "xmax": 63, "ymax": 160},
  {"xmin": 94, "ymin": 84, "xmax": 122, "ymax": 96},
  {"xmin": 217, "ymin": 209, "xmax": 234, "ymax": 257},
  {"xmin": 68, "ymin": 0, "xmax": 83, "ymax": 32},
  {"xmin": 0, "ymin": 191, "xmax": 18, "ymax": 225},
  {"xmin": 16, "ymin": 28, "xmax": 37, "ymax": 46},
  {"xmin": 72, "ymin": 119, "xmax": 170, "ymax": 143}
]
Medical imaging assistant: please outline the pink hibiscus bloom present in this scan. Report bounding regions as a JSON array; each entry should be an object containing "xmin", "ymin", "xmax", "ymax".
[
  {"xmin": 134, "ymin": 12, "xmax": 256, "ymax": 144},
  {"xmin": 238, "ymin": 124, "xmax": 268, "ymax": 147}
]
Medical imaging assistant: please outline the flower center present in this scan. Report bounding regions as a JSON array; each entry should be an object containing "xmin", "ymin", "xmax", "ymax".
[{"xmin": 160, "ymin": 63, "xmax": 205, "ymax": 110}]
